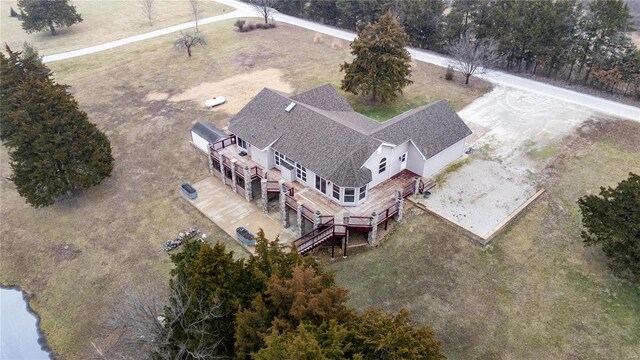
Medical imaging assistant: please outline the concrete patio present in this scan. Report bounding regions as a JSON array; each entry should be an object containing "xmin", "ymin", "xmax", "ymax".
[{"xmin": 186, "ymin": 177, "xmax": 296, "ymax": 251}]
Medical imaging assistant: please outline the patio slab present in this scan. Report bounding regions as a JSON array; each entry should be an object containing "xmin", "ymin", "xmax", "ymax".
[
  {"xmin": 186, "ymin": 177, "xmax": 295, "ymax": 250},
  {"xmin": 415, "ymin": 159, "xmax": 537, "ymax": 240}
]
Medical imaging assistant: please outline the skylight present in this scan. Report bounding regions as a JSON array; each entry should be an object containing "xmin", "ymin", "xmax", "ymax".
[{"xmin": 285, "ymin": 102, "xmax": 296, "ymax": 113}]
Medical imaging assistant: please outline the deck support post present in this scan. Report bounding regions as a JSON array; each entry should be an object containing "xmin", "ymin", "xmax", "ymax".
[
  {"xmin": 313, "ymin": 210, "xmax": 321, "ymax": 229},
  {"xmin": 413, "ymin": 175, "xmax": 420, "ymax": 195},
  {"xmin": 260, "ymin": 179, "xmax": 268, "ymax": 213},
  {"xmin": 337, "ymin": 211, "xmax": 349, "ymax": 258},
  {"xmin": 342, "ymin": 236, "xmax": 347, "ymax": 258},
  {"xmin": 207, "ymin": 145, "xmax": 214, "ymax": 175},
  {"xmin": 230, "ymin": 159, "xmax": 238, "ymax": 193},
  {"xmin": 219, "ymin": 154, "xmax": 227, "ymax": 186},
  {"xmin": 368, "ymin": 211, "xmax": 378, "ymax": 246},
  {"xmin": 279, "ymin": 180, "xmax": 289, "ymax": 228},
  {"xmin": 296, "ymin": 203, "xmax": 304, "ymax": 237},
  {"xmin": 243, "ymin": 166, "xmax": 252, "ymax": 201},
  {"xmin": 331, "ymin": 238, "xmax": 335, "ymax": 260},
  {"xmin": 394, "ymin": 189, "xmax": 404, "ymax": 221}
]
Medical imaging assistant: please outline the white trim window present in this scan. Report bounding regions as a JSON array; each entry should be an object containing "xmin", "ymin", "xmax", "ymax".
[
  {"xmin": 315, "ymin": 175, "xmax": 327, "ymax": 193},
  {"xmin": 274, "ymin": 151, "xmax": 295, "ymax": 167},
  {"xmin": 344, "ymin": 188, "xmax": 355, "ymax": 203},
  {"xmin": 379, "ymin": 157, "xmax": 387, "ymax": 173},
  {"xmin": 237, "ymin": 137, "xmax": 247, "ymax": 150},
  {"xmin": 359, "ymin": 185, "xmax": 367, "ymax": 200},
  {"xmin": 296, "ymin": 163, "xmax": 307, "ymax": 182},
  {"xmin": 332, "ymin": 184, "xmax": 340, "ymax": 200}
]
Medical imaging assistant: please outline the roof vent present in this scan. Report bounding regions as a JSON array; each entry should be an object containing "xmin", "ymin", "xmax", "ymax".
[{"xmin": 285, "ymin": 102, "xmax": 297, "ymax": 113}]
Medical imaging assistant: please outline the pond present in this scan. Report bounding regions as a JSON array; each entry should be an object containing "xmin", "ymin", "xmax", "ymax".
[{"xmin": 1, "ymin": 287, "xmax": 53, "ymax": 360}]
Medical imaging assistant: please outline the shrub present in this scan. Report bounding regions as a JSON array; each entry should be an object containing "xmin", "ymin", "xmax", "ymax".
[
  {"xmin": 237, "ymin": 22, "xmax": 276, "ymax": 33},
  {"xmin": 234, "ymin": 19, "xmax": 245, "ymax": 31},
  {"xmin": 445, "ymin": 66, "xmax": 454, "ymax": 81}
]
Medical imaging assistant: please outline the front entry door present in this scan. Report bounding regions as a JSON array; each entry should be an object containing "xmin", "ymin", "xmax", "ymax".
[{"xmin": 400, "ymin": 152, "xmax": 408, "ymax": 171}]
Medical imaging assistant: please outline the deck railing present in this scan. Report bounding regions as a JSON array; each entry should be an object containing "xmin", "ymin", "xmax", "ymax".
[
  {"xmin": 250, "ymin": 165, "xmax": 262, "ymax": 179},
  {"xmin": 211, "ymin": 134, "xmax": 236, "ymax": 150},
  {"xmin": 346, "ymin": 215, "xmax": 373, "ymax": 229},
  {"xmin": 319, "ymin": 215, "xmax": 334, "ymax": 225},
  {"xmin": 301, "ymin": 204, "xmax": 315, "ymax": 222},
  {"xmin": 294, "ymin": 218, "xmax": 336, "ymax": 254},
  {"xmin": 402, "ymin": 182, "xmax": 415, "ymax": 198},
  {"xmin": 266, "ymin": 181, "xmax": 280, "ymax": 193},
  {"xmin": 234, "ymin": 163, "xmax": 244, "ymax": 177},
  {"xmin": 377, "ymin": 201, "xmax": 400, "ymax": 225},
  {"xmin": 285, "ymin": 194, "xmax": 297, "ymax": 211}
]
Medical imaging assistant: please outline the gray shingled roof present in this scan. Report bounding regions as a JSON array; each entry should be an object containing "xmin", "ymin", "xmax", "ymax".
[
  {"xmin": 290, "ymin": 84, "xmax": 354, "ymax": 111},
  {"xmin": 371, "ymin": 100, "xmax": 472, "ymax": 159},
  {"xmin": 191, "ymin": 121, "xmax": 227, "ymax": 143},
  {"xmin": 229, "ymin": 88, "xmax": 379, "ymax": 187},
  {"xmin": 228, "ymin": 85, "xmax": 471, "ymax": 188}
]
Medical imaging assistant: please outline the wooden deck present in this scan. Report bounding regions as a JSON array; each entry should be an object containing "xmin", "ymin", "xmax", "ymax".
[
  {"xmin": 276, "ymin": 170, "xmax": 417, "ymax": 218},
  {"xmin": 212, "ymin": 144, "xmax": 418, "ymax": 218}
]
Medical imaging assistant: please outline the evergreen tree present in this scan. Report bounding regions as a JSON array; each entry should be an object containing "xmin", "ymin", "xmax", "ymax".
[
  {"xmin": 254, "ymin": 321, "xmax": 352, "ymax": 360},
  {"xmin": 576, "ymin": 0, "xmax": 634, "ymax": 83},
  {"xmin": 7, "ymin": 77, "xmax": 113, "ymax": 207},
  {"xmin": 340, "ymin": 10, "xmax": 413, "ymax": 103},
  {"xmin": 578, "ymin": 173, "xmax": 640, "ymax": 282},
  {"xmin": 156, "ymin": 240, "xmax": 259, "ymax": 358},
  {"xmin": 349, "ymin": 308, "xmax": 444, "ymax": 359},
  {"xmin": 444, "ymin": 0, "xmax": 481, "ymax": 43},
  {"xmin": 398, "ymin": 0, "xmax": 445, "ymax": 51},
  {"xmin": 0, "ymin": 46, "xmax": 52, "ymax": 141},
  {"xmin": 155, "ymin": 231, "xmax": 445, "ymax": 359},
  {"xmin": 235, "ymin": 264, "xmax": 350, "ymax": 357},
  {"xmin": 17, "ymin": 0, "xmax": 83, "ymax": 36}
]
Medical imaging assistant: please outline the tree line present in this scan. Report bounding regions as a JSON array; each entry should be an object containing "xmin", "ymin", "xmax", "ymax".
[
  {"xmin": 264, "ymin": 0, "xmax": 640, "ymax": 98},
  {"xmin": 108, "ymin": 232, "xmax": 445, "ymax": 359}
]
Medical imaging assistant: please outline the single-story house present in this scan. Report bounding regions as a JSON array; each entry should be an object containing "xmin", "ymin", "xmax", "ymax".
[
  {"xmin": 222, "ymin": 84, "xmax": 471, "ymax": 207},
  {"xmin": 190, "ymin": 121, "xmax": 228, "ymax": 153}
]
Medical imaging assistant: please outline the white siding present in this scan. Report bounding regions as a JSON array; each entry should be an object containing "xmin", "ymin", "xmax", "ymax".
[
  {"xmin": 423, "ymin": 138, "xmax": 466, "ymax": 176},
  {"xmin": 405, "ymin": 141, "xmax": 425, "ymax": 174},
  {"xmin": 191, "ymin": 131, "xmax": 210, "ymax": 153},
  {"xmin": 362, "ymin": 144, "xmax": 395, "ymax": 188},
  {"xmin": 250, "ymin": 146, "xmax": 274, "ymax": 170}
]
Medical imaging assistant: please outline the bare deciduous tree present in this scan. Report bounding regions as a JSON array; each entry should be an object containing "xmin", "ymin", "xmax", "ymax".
[
  {"xmin": 189, "ymin": 0, "xmax": 202, "ymax": 32},
  {"xmin": 98, "ymin": 283, "xmax": 167, "ymax": 359},
  {"xmin": 100, "ymin": 280, "xmax": 223, "ymax": 360},
  {"xmin": 174, "ymin": 30, "xmax": 206, "ymax": 57},
  {"xmin": 447, "ymin": 34, "xmax": 500, "ymax": 84},
  {"xmin": 138, "ymin": 0, "xmax": 155, "ymax": 26},
  {"xmin": 250, "ymin": 0, "xmax": 275, "ymax": 24}
]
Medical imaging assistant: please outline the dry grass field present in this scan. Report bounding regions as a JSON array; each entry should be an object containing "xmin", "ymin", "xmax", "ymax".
[
  {"xmin": 331, "ymin": 119, "xmax": 640, "ymax": 359},
  {"xmin": 0, "ymin": 19, "xmax": 490, "ymax": 359},
  {"xmin": 0, "ymin": 0, "xmax": 232, "ymax": 55}
]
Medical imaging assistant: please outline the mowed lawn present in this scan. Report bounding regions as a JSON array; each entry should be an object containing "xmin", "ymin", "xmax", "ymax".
[
  {"xmin": 331, "ymin": 120, "xmax": 640, "ymax": 359},
  {"xmin": 0, "ymin": 0, "xmax": 232, "ymax": 55},
  {"xmin": 0, "ymin": 19, "xmax": 490, "ymax": 359}
]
